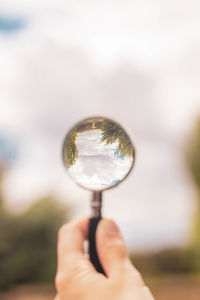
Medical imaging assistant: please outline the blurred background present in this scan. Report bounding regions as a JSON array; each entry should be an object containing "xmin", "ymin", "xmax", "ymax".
[{"xmin": 0, "ymin": 0, "xmax": 200, "ymax": 299}]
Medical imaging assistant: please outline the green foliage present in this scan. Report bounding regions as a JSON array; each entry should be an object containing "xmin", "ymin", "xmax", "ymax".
[
  {"xmin": 131, "ymin": 247, "xmax": 199, "ymax": 276},
  {"xmin": 186, "ymin": 117, "xmax": 200, "ymax": 190},
  {"xmin": 186, "ymin": 116, "xmax": 200, "ymax": 248},
  {"xmin": 128, "ymin": 116, "xmax": 200, "ymax": 278},
  {"xmin": 64, "ymin": 131, "xmax": 79, "ymax": 168},
  {"xmin": 100, "ymin": 119, "xmax": 134, "ymax": 158},
  {"xmin": 0, "ymin": 195, "xmax": 69, "ymax": 290},
  {"xmin": 63, "ymin": 118, "xmax": 98, "ymax": 168}
]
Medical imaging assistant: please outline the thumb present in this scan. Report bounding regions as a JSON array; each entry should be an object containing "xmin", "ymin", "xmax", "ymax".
[{"xmin": 96, "ymin": 219, "xmax": 132, "ymax": 277}]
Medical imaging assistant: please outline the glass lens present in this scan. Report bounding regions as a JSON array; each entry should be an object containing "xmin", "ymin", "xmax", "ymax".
[{"xmin": 63, "ymin": 117, "xmax": 135, "ymax": 191}]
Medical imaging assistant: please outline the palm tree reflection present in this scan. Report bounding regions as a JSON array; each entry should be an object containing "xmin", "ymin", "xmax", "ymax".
[{"xmin": 64, "ymin": 118, "xmax": 134, "ymax": 168}]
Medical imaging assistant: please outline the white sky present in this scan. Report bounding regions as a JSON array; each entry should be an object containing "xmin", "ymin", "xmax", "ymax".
[{"xmin": 0, "ymin": 0, "xmax": 200, "ymax": 251}]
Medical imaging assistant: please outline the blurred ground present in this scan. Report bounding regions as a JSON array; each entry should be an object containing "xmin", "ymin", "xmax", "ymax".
[
  {"xmin": 1, "ymin": 276, "xmax": 200, "ymax": 300},
  {"xmin": 0, "ymin": 285, "xmax": 55, "ymax": 300},
  {"xmin": 149, "ymin": 275, "xmax": 200, "ymax": 300}
]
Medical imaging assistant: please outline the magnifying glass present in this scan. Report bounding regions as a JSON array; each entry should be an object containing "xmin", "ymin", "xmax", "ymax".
[{"xmin": 62, "ymin": 117, "xmax": 135, "ymax": 274}]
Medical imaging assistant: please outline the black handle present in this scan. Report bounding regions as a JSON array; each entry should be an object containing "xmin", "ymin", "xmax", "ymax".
[{"xmin": 89, "ymin": 216, "xmax": 105, "ymax": 274}]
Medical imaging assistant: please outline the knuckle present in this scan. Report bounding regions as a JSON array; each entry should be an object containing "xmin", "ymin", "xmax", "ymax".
[
  {"xmin": 105, "ymin": 238, "xmax": 127, "ymax": 258},
  {"xmin": 65, "ymin": 253, "xmax": 87, "ymax": 275},
  {"xmin": 64, "ymin": 251, "xmax": 82, "ymax": 267},
  {"xmin": 120, "ymin": 259, "xmax": 144, "ymax": 285},
  {"xmin": 55, "ymin": 273, "xmax": 64, "ymax": 290},
  {"xmin": 56, "ymin": 254, "xmax": 86, "ymax": 286},
  {"xmin": 55, "ymin": 271, "xmax": 72, "ymax": 291},
  {"xmin": 58, "ymin": 223, "xmax": 69, "ymax": 239},
  {"xmin": 57, "ymin": 223, "xmax": 74, "ymax": 252},
  {"xmin": 131, "ymin": 267, "xmax": 144, "ymax": 285}
]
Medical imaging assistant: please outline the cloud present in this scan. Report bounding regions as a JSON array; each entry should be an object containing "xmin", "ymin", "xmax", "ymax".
[
  {"xmin": 0, "ymin": 0, "xmax": 200, "ymax": 249},
  {"xmin": 67, "ymin": 130, "xmax": 133, "ymax": 190}
]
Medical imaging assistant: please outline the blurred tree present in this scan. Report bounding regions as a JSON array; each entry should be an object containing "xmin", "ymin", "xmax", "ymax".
[
  {"xmin": 0, "ymin": 162, "xmax": 5, "ymax": 208},
  {"xmin": 186, "ymin": 116, "xmax": 200, "ymax": 271},
  {"xmin": 128, "ymin": 117, "xmax": 200, "ymax": 277},
  {"xmin": 131, "ymin": 248, "xmax": 195, "ymax": 276},
  {"xmin": 0, "ymin": 166, "xmax": 70, "ymax": 290},
  {"xmin": 186, "ymin": 117, "xmax": 200, "ymax": 193}
]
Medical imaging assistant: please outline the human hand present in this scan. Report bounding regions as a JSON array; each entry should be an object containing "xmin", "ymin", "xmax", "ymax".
[{"xmin": 55, "ymin": 217, "xmax": 155, "ymax": 300}]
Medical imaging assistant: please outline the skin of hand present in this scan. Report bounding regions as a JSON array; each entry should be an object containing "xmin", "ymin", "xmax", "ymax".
[{"xmin": 55, "ymin": 217, "xmax": 155, "ymax": 300}]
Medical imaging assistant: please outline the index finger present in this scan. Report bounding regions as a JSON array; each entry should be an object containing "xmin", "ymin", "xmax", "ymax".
[
  {"xmin": 57, "ymin": 217, "xmax": 96, "ymax": 274},
  {"xmin": 58, "ymin": 218, "xmax": 88, "ymax": 256}
]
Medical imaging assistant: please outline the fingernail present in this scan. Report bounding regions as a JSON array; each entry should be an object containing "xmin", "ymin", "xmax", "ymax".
[{"xmin": 102, "ymin": 219, "xmax": 120, "ymax": 234}]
